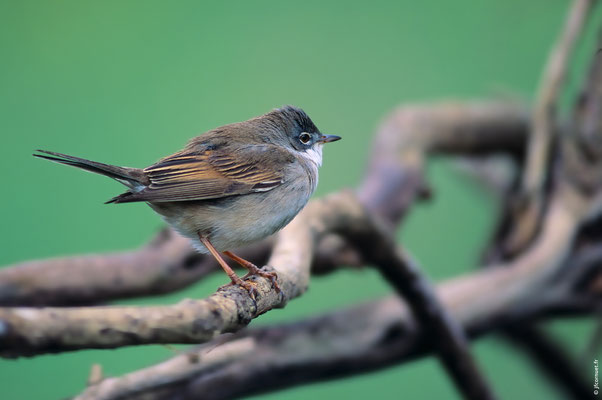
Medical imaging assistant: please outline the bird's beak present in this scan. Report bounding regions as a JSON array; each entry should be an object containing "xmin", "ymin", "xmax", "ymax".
[{"xmin": 317, "ymin": 134, "xmax": 341, "ymax": 144}]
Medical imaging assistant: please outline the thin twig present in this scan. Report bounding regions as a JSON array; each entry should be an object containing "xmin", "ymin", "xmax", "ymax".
[
  {"xmin": 524, "ymin": 0, "xmax": 592, "ymax": 192},
  {"xmin": 509, "ymin": 0, "xmax": 593, "ymax": 255}
]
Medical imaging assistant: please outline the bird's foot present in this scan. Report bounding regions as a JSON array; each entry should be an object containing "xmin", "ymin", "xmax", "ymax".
[
  {"xmin": 242, "ymin": 267, "xmax": 281, "ymax": 293},
  {"xmin": 218, "ymin": 277, "xmax": 259, "ymax": 299},
  {"xmin": 221, "ymin": 251, "xmax": 281, "ymax": 293}
]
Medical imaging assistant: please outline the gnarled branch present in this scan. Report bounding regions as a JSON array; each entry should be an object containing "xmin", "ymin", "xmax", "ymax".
[{"xmin": 0, "ymin": 192, "xmax": 365, "ymax": 357}]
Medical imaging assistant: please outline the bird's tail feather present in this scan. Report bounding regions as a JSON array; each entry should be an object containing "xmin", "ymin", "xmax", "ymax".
[{"xmin": 33, "ymin": 150, "xmax": 148, "ymax": 198}]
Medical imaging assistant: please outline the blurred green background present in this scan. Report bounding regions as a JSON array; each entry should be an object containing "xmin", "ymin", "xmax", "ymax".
[{"xmin": 1, "ymin": 1, "xmax": 600, "ymax": 399}]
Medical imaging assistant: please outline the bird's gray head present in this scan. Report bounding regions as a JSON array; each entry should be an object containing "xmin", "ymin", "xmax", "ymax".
[{"xmin": 266, "ymin": 106, "xmax": 341, "ymax": 160}]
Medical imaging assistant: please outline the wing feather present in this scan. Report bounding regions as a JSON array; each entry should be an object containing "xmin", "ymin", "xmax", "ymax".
[{"xmin": 112, "ymin": 145, "xmax": 293, "ymax": 203}]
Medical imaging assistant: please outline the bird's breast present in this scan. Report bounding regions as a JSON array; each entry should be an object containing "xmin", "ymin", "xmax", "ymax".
[{"xmin": 149, "ymin": 168, "xmax": 316, "ymax": 252}]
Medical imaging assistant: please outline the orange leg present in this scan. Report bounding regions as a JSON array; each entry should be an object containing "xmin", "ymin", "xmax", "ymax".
[
  {"xmin": 223, "ymin": 251, "xmax": 281, "ymax": 293},
  {"xmin": 198, "ymin": 235, "xmax": 258, "ymax": 298}
]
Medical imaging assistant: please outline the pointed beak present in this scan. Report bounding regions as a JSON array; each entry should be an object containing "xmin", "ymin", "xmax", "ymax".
[{"xmin": 317, "ymin": 134, "xmax": 341, "ymax": 144}]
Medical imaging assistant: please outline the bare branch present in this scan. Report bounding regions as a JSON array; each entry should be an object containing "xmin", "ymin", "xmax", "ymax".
[
  {"xmin": 337, "ymin": 204, "xmax": 495, "ymax": 399},
  {"xmin": 73, "ymin": 257, "xmax": 602, "ymax": 400},
  {"xmin": 0, "ymin": 4, "xmax": 600, "ymax": 400},
  {"xmin": 0, "ymin": 229, "xmax": 227, "ymax": 306},
  {"xmin": 478, "ymin": 19, "xmax": 602, "ymax": 399},
  {"xmin": 524, "ymin": 0, "xmax": 593, "ymax": 192},
  {"xmin": 3, "ymin": 159, "xmax": 596, "ymax": 362},
  {"xmin": 359, "ymin": 101, "xmax": 528, "ymax": 224},
  {"xmin": 0, "ymin": 192, "xmax": 364, "ymax": 358},
  {"xmin": 563, "ymin": 28, "xmax": 602, "ymax": 196},
  {"xmin": 74, "ymin": 298, "xmax": 421, "ymax": 400},
  {"xmin": 509, "ymin": 0, "xmax": 594, "ymax": 255},
  {"xmin": 0, "ymin": 102, "xmax": 529, "ymax": 307}
]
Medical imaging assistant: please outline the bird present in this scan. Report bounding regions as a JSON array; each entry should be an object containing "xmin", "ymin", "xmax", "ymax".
[{"xmin": 34, "ymin": 106, "xmax": 341, "ymax": 297}]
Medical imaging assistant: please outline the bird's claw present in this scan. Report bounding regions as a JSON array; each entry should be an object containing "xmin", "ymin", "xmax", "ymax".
[
  {"xmin": 218, "ymin": 279, "xmax": 259, "ymax": 299},
  {"xmin": 243, "ymin": 269, "xmax": 281, "ymax": 293}
]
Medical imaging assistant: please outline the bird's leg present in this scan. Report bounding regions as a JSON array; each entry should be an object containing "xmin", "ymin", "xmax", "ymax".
[
  {"xmin": 198, "ymin": 235, "xmax": 258, "ymax": 298},
  {"xmin": 223, "ymin": 251, "xmax": 281, "ymax": 293}
]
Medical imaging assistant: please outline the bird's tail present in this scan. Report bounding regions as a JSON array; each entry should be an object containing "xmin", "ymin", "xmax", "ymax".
[{"xmin": 33, "ymin": 150, "xmax": 148, "ymax": 196}]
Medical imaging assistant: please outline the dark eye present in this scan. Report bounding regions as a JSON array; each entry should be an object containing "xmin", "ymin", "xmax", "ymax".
[{"xmin": 299, "ymin": 133, "xmax": 311, "ymax": 144}]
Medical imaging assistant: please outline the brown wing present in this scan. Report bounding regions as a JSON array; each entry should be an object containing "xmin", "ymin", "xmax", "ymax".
[{"xmin": 109, "ymin": 145, "xmax": 292, "ymax": 203}]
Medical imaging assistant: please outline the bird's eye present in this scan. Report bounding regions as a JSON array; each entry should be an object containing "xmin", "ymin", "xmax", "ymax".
[{"xmin": 299, "ymin": 133, "xmax": 311, "ymax": 144}]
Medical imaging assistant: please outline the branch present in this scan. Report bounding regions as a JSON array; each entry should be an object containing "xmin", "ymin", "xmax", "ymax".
[
  {"xmin": 563, "ymin": 28, "xmax": 602, "ymax": 196},
  {"xmin": 359, "ymin": 101, "xmax": 528, "ymax": 224},
  {"xmin": 337, "ymin": 205, "xmax": 495, "ymax": 399},
  {"xmin": 0, "ymin": 5, "xmax": 597, "ymax": 399},
  {"xmin": 509, "ymin": 0, "xmax": 593, "ymax": 255},
  {"xmin": 479, "ymin": 19, "xmax": 602, "ymax": 398},
  {"xmin": 0, "ymin": 102, "xmax": 529, "ymax": 307},
  {"xmin": 0, "ymin": 98, "xmax": 590, "ymax": 361},
  {"xmin": 0, "ymin": 229, "xmax": 234, "ymax": 306},
  {"xmin": 74, "ymin": 298, "xmax": 422, "ymax": 400},
  {"xmin": 0, "ymin": 172, "xmax": 592, "ymax": 359},
  {"xmin": 0, "ymin": 191, "xmax": 364, "ymax": 357},
  {"xmin": 524, "ymin": 0, "xmax": 592, "ymax": 191},
  {"xmin": 73, "ymin": 259, "xmax": 602, "ymax": 400}
]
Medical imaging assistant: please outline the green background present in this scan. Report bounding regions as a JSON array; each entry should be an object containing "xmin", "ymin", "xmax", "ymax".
[{"xmin": 1, "ymin": 1, "xmax": 600, "ymax": 399}]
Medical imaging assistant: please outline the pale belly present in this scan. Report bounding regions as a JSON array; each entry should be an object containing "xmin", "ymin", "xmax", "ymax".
[{"xmin": 149, "ymin": 179, "xmax": 314, "ymax": 253}]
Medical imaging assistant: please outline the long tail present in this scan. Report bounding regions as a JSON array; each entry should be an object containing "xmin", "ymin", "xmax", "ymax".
[{"xmin": 33, "ymin": 150, "xmax": 149, "ymax": 202}]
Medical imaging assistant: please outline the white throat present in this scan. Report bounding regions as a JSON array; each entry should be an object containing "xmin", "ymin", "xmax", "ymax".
[{"xmin": 301, "ymin": 144, "xmax": 323, "ymax": 168}]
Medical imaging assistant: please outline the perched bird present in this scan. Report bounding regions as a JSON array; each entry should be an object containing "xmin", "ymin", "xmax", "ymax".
[{"xmin": 34, "ymin": 106, "xmax": 340, "ymax": 297}]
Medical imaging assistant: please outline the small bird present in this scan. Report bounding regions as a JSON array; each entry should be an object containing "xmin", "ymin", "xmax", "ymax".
[{"xmin": 34, "ymin": 106, "xmax": 340, "ymax": 297}]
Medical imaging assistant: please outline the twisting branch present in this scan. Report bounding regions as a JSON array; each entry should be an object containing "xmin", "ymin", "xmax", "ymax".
[
  {"xmin": 73, "ymin": 298, "xmax": 424, "ymax": 400},
  {"xmin": 359, "ymin": 101, "xmax": 528, "ymax": 224},
  {"xmin": 336, "ymin": 204, "xmax": 495, "ymax": 399},
  {"xmin": 0, "ymin": 102, "xmax": 532, "ymax": 400},
  {"xmin": 0, "ymin": 229, "xmax": 223, "ymax": 306},
  {"xmin": 72, "ymin": 229, "xmax": 602, "ymax": 400},
  {"xmin": 81, "ymin": 289, "xmax": 600, "ymax": 400},
  {"xmin": 0, "ymin": 230, "xmax": 367, "ymax": 307},
  {"xmin": 482, "ymin": 15, "xmax": 602, "ymax": 399},
  {"xmin": 524, "ymin": 0, "xmax": 592, "ymax": 192},
  {"xmin": 70, "ymin": 297, "xmax": 548, "ymax": 400},
  {"xmin": 1, "ymin": 170, "xmax": 596, "ymax": 361},
  {"xmin": 68, "ymin": 174, "xmax": 601, "ymax": 399},
  {"xmin": 563, "ymin": 28, "xmax": 602, "ymax": 197},
  {"xmin": 509, "ymin": 0, "xmax": 593, "ymax": 255},
  {"xmin": 0, "ymin": 4, "xmax": 600, "ymax": 400},
  {"xmin": 0, "ymin": 192, "xmax": 364, "ymax": 358},
  {"xmin": 0, "ymin": 102, "xmax": 528, "ymax": 307},
  {"xmin": 0, "ymin": 101, "xmax": 531, "ymax": 398},
  {"xmin": 0, "ymin": 102, "xmax": 529, "ymax": 307}
]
